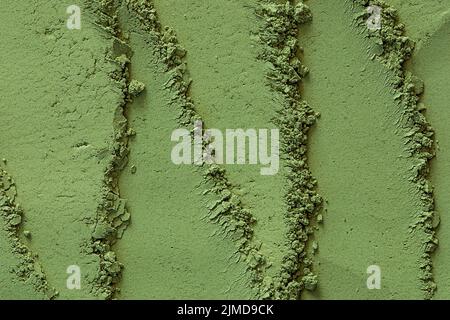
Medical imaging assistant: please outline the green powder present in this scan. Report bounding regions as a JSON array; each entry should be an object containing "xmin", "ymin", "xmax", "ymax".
[
  {"xmin": 300, "ymin": 0, "xmax": 430, "ymax": 299},
  {"xmin": 256, "ymin": 1, "xmax": 322, "ymax": 299},
  {"xmin": 0, "ymin": 168, "xmax": 54, "ymax": 299},
  {"xmin": 387, "ymin": 0, "xmax": 450, "ymax": 51},
  {"xmin": 411, "ymin": 14, "xmax": 450, "ymax": 300},
  {"xmin": 1, "ymin": 0, "xmax": 450, "ymax": 300},
  {"xmin": 152, "ymin": 0, "xmax": 289, "ymax": 290},
  {"xmin": 114, "ymin": 0, "xmax": 255, "ymax": 299},
  {"xmin": 0, "ymin": 0, "xmax": 125, "ymax": 299}
]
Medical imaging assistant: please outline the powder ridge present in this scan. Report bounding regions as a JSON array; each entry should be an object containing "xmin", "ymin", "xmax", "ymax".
[{"xmin": 256, "ymin": 0, "xmax": 323, "ymax": 299}]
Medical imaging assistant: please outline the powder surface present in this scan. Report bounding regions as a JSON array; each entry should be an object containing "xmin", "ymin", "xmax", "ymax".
[
  {"xmin": 1, "ymin": 0, "xmax": 450, "ymax": 300},
  {"xmin": 411, "ymin": 16, "xmax": 450, "ymax": 299},
  {"xmin": 114, "ymin": 2, "xmax": 253, "ymax": 298},
  {"xmin": 152, "ymin": 0, "xmax": 289, "ymax": 281},
  {"xmin": 389, "ymin": 0, "xmax": 450, "ymax": 51},
  {"xmin": 300, "ymin": 0, "xmax": 428, "ymax": 299},
  {"xmin": 0, "ymin": 1, "xmax": 123, "ymax": 299}
]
